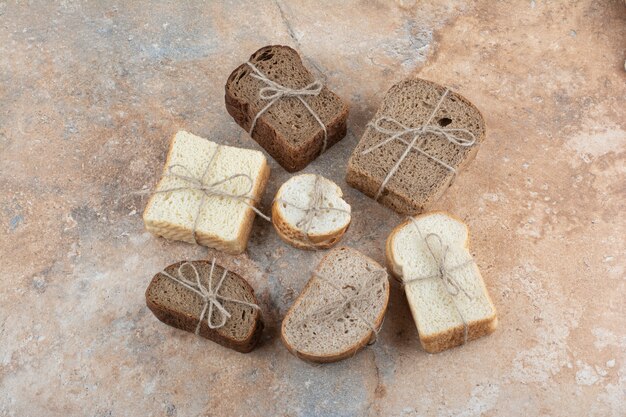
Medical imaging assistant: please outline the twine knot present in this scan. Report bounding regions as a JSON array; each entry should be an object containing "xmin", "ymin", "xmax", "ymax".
[
  {"xmin": 257, "ymin": 79, "xmax": 323, "ymax": 101},
  {"xmin": 246, "ymin": 61, "xmax": 329, "ymax": 154},
  {"xmin": 361, "ymin": 88, "xmax": 477, "ymax": 200},
  {"xmin": 422, "ymin": 233, "xmax": 473, "ymax": 301}
]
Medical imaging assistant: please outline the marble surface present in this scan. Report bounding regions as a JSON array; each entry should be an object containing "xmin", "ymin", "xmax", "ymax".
[{"xmin": 1, "ymin": 1, "xmax": 625, "ymax": 416}]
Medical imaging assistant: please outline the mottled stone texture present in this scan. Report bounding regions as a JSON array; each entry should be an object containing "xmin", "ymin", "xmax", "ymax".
[{"xmin": 0, "ymin": 1, "xmax": 624, "ymax": 416}]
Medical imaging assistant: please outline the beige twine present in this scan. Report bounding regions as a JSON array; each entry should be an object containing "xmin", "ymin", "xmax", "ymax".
[
  {"xmin": 274, "ymin": 175, "xmax": 350, "ymax": 248},
  {"xmin": 151, "ymin": 143, "xmax": 270, "ymax": 244},
  {"xmin": 403, "ymin": 217, "xmax": 475, "ymax": 344},
  {"xmin": 361, "ymin": 88, "xmax": 477, "ymax": 200},
  {"xmin": 246, "ymin": 61, "xmax": 329, "ymax": 154},
  {"xmin": 298, "ymin": 268, "xmax": 386, "ymax": 343},
  {"xmin": 160, "ymin": 259, "xmax": 260, "ymax": 334}
]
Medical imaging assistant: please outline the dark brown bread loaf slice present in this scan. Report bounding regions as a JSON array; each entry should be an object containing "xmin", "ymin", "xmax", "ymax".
[
  {"xmin": 281, "ymin": 247, "xmax": 390, "ymax": 363},
  {"xmin": 145, "ymin": 260, "xmax": 263, "ymax": 353},
  {"xmin": 225, "ymin": 45, "xmax": 349, "ymax": 172},
  {"xmin": 346, "ymin": 78, "xmax": 486, "ymax": 215}
]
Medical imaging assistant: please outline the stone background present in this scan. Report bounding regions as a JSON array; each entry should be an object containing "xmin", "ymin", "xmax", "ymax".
[{"xmin": 1, "ymin": 1, "xmax": 625, "ymax": 416}]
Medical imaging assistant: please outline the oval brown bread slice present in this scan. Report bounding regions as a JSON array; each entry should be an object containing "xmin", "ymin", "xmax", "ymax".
[
  {"xmin": 145, "ymin": 260, "xmax": 263, "ymax": 353},
  {"xmin": 281, "ymin": 247, "xmax": 390, "ymax": 363}
]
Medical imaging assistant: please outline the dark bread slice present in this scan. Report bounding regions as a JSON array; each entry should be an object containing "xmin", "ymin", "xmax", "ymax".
[
  {"xmin": 145, "ymin": 260, "xmax": 263, "ymax": 353},
  {"xmin": 225, "ymin": 45, "xmax": 349, "ymax": 172},
  {"xmin": 281, "ymin": 247, "xmax": 390, "ymax": 363},
  {"xmin": 346, "ymin": 78, "xmax": 486, "ymax": 215}
]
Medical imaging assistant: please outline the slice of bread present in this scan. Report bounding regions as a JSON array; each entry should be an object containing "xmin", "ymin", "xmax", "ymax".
[
  {"xmin": 145, "ymin": 260, "xmax": 263, "ymax": 353},
  {"xmin": 385, "ymin": 212, "xmax": 497, "ymax": 353},
  {"xmin": 142, "ymin": 131, "xmax": 270, "ymax": 254},
  {"xmin": 281, "ymin": 247, "xmax": 390, "ymax": 363},
  {"xmin": 225, "ymin": 45, "xmax": 349, "ymax": 172},
  {"xmin": 346, "ymin": 78, "xmax": 486, "ymax": 215},
  {"xmin": 271, "ymin": 174, "xmax": 351, "ymax": 250}
]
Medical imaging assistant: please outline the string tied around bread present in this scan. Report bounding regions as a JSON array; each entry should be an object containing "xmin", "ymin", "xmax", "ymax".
[
  {"xmin": 274, "ymin": 175, "xmax": 350, "ymax": 248},
  {"xmin": 361, "ymin": 88, "xmax": 477, "ymax": 200},
  {"xmin": 246, "ymin": 61, "xmax": 329, "ymax": 154},
  {"xmin": 298, "ymin": 268, "xmax": 386, "ymax": 344},
  {"xmin": 160, "ymin": 259, "xmax": 260, "ymax": 334},
  {"xmin": 150, "ymin": 143, "xmax": 271, "ymax": 244},
  {"xmin": 403, "ymin": 217, "xmax": 475, "ymax": 344}
]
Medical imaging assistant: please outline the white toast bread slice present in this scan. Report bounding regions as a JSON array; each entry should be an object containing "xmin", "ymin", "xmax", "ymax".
[
  {"xmin": 271, "ymin": 174, "xmax": 351, "ymax": 250},
  {"xmin": 386, "ymin": 212, "xmax": 497, "ymax": 353},
  {"xmin": 281, "ymin": 247, "xmax": 390, "ymax": 363},
  {"xmin": 143, "ymin": 131, "xmax": 270, "ymax": 254}
]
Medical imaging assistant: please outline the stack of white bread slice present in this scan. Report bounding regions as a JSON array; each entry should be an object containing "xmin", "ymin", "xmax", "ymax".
[
  {"xmin": 143, "ymin": 131, "xmax": 270, "ymax": 254},
  {"xmin": 272, "ymin": 174, "xmax": 351, "ymax": 250},
  {"xmin": 386, "ymin": 212, "xmax": 497, "ymax": 353}
]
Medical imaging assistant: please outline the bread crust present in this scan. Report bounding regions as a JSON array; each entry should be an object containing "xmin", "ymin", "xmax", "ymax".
[
  {"xmin": 271, "ymin": 174, "xmax": 351, "ymax": 250},
  {"xmin": 225, "ymin": 45, "xmax": 349, "ymax": 172},
  {"xmin": 143, "ymin": 132, "xmax": 270, "ymax": 255},
  {"xmin": 280, "ymin": 247, "xmax": 390, "ymax": 363},
  {"xmin": 145, "ymin": 260, "xmax": 263, "ymax": 353},
  {"xmin": 346, "ymin": 78, "xmax": 486, "ymax": 215},
  {"xmin": 385, "ymin": 211, "xmax": 497, "ymax": 353}
]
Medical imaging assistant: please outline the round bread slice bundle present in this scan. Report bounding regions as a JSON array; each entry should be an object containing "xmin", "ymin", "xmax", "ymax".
[
  {"xmin": 281, "ymin": 247, "xmax": 390, "ymax": 363},
  {"xmin": 272, "ymin": 174, "xmax": 351, "ymax": 250}
]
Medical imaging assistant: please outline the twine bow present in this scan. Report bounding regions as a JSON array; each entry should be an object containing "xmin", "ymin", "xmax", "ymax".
[
  {"xmin": 246, "ymin": 61, "xmax": 329, "ymax": 154},
  {"xmin": 403, "ymin": 218, "xmax": 475, "ymax": 344},
  {"xmin": 361, "ymin": 88, "xmax": 477, "ymax": 200},
  {"xmin": 152, "ymin": 144, "xmax": 270, "ymax": 244},
  {"xmin": 298, "ymin": 269, "xmax": 386, "ymax": 343},
  {"xmin": 275, "ymin": 175, "xmax": 350, "ymax": 247},
  {"xmin": 160, "ymin": 259, "xmax": 260, "ymax": 334}
]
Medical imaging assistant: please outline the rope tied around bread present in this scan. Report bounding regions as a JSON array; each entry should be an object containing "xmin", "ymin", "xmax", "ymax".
[
  {"xmin": 151, "ymin": 143, "xmax": 271, "ymax": 244},
  {"xmin": 160, "ymin": 259, "xmax": 260, "ymax": 334},
  {"xmin": 403, "ymin": 217, "xmax": 475, "ymax": 344},
  {"xmin": 297, "ymin": 268, "xmax": 386, "ymax": 344},
  {"xmin": 274, "ymin": 175, "xmax": 350, "ymax": 248},
  {"xmin": 246, "ymin": 61, "xmax": 329, "ymax": 154},
  {"xmin": 362, "ymin": 88, "xmax": 477, "ymax": 200}
]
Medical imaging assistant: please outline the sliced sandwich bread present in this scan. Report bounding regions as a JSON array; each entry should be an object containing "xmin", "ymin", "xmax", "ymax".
[
  {"xmin": 386, "ymin": 212, "xmax": 497, "ymax": 353},
  {"xmin": 281, "ymin": 247, "xmax": 390, "ymax": 363},
  {"xmin": 272, "ymin": 174, "xmax": 351, "ymax": 250},
  {"xmin": 346, "ymin": 78, "xmax": 486, "ymax": 215},
  {"xmin": 145, "ymin": 259, "xmax": 264, "ymax": 353},
  {"xmin": 225, "ymin": 45, "xmax": 349, "ymax": 172},
  {"xmin": 142, "ymin": 131, "xmax": 270, "ymax": 254}
]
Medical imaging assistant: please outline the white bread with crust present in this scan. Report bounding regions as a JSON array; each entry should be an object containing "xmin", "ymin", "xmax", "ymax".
[
  {"xmin": 386, "ymin": 212, "xmax": 497, "ymax": 353},
  {"xmin": 143, "ymin": 131, "xmax": 270, "ymax": 254}
]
